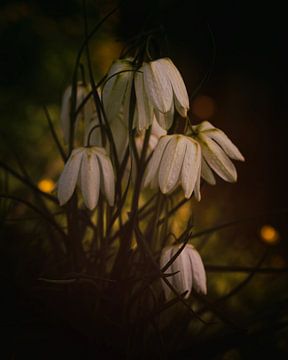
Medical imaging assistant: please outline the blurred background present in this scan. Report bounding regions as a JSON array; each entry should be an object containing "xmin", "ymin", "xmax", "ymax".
[{"xmin": 0, "ymin": 0, "xmax": 288, "ymax": 358}]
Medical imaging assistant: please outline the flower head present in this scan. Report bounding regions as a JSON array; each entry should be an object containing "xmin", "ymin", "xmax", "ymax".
[
  {"xmin": 160, "ymin": 244, "xmax": 207, "ymax": 300},
  {"xmin": 102, "ymin": 58, "xmax": 134, "ymax": 125},
  {"xmin": 144, "ymin": 134, "xmax": 201, "ymax": 200},
  {"xmin": 143, "ymin": 57, "xmax": 189, "ymax": 124},
  {"xmin": 102, "ymin": 57, "xmax": 188, "ymax": 132},
  {"xmin": 57, "ymin": 147, "xmax": 115, "ymax": 210},
  {"xmin": 190, "ymin": 121, "xmax": 245, "ymax": 185}
]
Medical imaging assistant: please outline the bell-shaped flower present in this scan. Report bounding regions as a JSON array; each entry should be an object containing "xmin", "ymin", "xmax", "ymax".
[
  {"xmin": 102, "ymin": 58, "xmax": 135, "ymax": 125},
  {"xmin": 143, "ymin": 57, "xmax": 189, "ymax": 123},
  {"xmin": 160, "ymin": 244, "xmax": 207, "ymax": 300},
  {"xmin": 144, "ymin": 134, "xmax": 201, "ymax": 200},
  {"xmin": 60, "ymin": 82, "xmax": 94, "ymax": 144},
  {"xmin": 190, "ymin": 121, "xmax": 245, "ymax": 185},
  {"xmin": 57, "ymin": 147, "xmax": 115, "ymax": 210},
  {"xmin": 103, "ymin": 57, "xmax": 188, "ymax": 132}
]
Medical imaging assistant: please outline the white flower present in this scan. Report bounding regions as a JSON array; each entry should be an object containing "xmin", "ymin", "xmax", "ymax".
[
  {"xmin": 102, "ymin": 58, "xmax": 134, "ymax": 125},
  {"xmin": 143, "ymin": 57, "xmax": 189, "ymax": 123},
  {"xmin": 102, "ymin": 57, "xmax": 188, "ymax": 132},
  {"xmin": 160, "ymin": 244, "xmax": 207, "ymax": 300},
  {"xmin": 60, "ymin": 82, "xmax": 95, "ymax": 144},
  {"xmin": 144, "ymin": 134, "xmax": 201, "ymax": 200},
  {"xmin": 191, "ymin": 121, "xmax": 245, "ymax": 185},
  {"xmin": 57, "ymin": 147, "xmax": 115, "ymax": 210}
]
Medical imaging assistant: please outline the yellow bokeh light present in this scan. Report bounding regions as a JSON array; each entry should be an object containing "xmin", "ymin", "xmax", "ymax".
[
  {"xmin": 260, "ymin": 225, "xmax": 280, "ymax": 244},
  {"xmin": 38, "ymin": 178, "xmax": 55, "ymax": 193}
]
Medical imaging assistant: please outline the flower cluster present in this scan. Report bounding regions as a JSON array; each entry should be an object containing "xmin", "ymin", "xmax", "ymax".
[
  {"xmin": 58, "ymin": 57, "xmax": 244, "ymax": 210},
  {"xmin": 57, "ymin": 55, "xmax": 244, "ymax": 301}
]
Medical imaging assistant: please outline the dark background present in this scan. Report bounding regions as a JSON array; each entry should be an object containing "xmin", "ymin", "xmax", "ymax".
[{"xmin": 1, "ymin": 1, "xmax": 288, "ymax": 359}]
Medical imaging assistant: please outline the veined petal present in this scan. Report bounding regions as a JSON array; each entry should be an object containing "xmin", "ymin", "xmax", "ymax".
[
  {"xmin": 143, "ymin": 61, "xmax": 173, "ymax": 113},
  {"xmin": 199, "ymin": 134, "xmax": 237, "ymax": 182},
  {"xmin": 205, "ymin": 128, "xmax": 245, "ymax": 161},
  {"xmin": 148, "ymin": 134, "xmax": 159, "ymax": 152},
  {"xmin": 151, "ymin": 116, "xmax": 167, "ymax": 138},
  {"xmin": 102, "ymin": 59, "xmax": 134, "ymax": 123},
  {"xmin": 193, "ymin": 121, "xmax": 214, "ymax": 133},
  {"xmin": 187, "ymin": 245, "xmax": 207, "ymax": 294},
  {"xmin": 96, "ymin": 149, "xmax": 115, "ymax": 206},
  {"xmin": 194, "ymin": 162, "xmax": 201, "ymax": 201},
  {"xmin": 201, "ymin": 157, "xmax": 216, "ymax": 185},
  {"xmin": 110, "ymin": 114, "xmax": 129, "ymax": 161},
  {"xmin": 57, "ymin": 148, "xmax": 84, "ymax": 206},
  {"xmin": 134, "ymin": 70, "xmax": 154, "ymax": 131},
  {"xmin": 80, "ymin": 150, "xmax": 100, "ymax": 210},
  {"xmin": 181, "ymin": 138, "xmax": 201, "ymax": 198},
  {"xmin": 160, "ymin": 246, "xmax": 174, "ymax": 300},
  {"xmin": 143, "ymin": 135, "xmax": 173, "ymax": 187},
  {"xmin": 160, "ymin": 58, "xmax": 189, "ymax": 117},
  {"xmin": 159, "ymin": 136, "xmax": 186, "ymax": 194},
  {"xmin": 154, "ymin": 107, "xmax": 174, "ymax": 130},
  {"xmin": 176, "ymin": 246, "xmax": 193, "ymax": 298}
]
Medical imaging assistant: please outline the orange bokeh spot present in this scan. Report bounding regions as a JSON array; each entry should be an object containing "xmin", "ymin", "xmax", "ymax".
[
  {"xmin": 260, "ymin": 225, "xmax": 280, "ymax": 245},
  {"xmin": 191, "ymin": 95, "xmax": 216, "ymax": 119},
  {"xmin": 38, "ymin": 178, "xmax": 55, "ymax": 193}
]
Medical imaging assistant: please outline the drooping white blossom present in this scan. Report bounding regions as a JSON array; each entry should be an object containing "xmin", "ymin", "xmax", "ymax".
[
  {"xmin": 60, "ymin": 82, "xmax": 95, "ymax": 144},
  {"xmin": 144, "ymin": 134, "xmax": 201, "ymax": 200},
  {"xmin": 160, "ymin": 244, "xmax": 207, "ymax": 300},
  {"xmin": 190, "ymin": 121, "xmax": 245, "ymax": 184},
  {"xmin": 102, "ymin": 57, "xmax": 188, "ymax": 132},
  {"xmin": 143, "ymin": 57, "xmax": 189, "ymax": 124},
  {"xmin": 102, "ymin": 58, "xmax": 135, "ymax": 125},
  {"xmin": 57, "ymin": 147, "xmax": 115, "ymax": 210}
]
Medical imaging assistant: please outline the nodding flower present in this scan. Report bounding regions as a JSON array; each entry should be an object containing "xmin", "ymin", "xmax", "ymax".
[
  {"xmin": 144, "ymin": 134, "xmax": 201, "ymax": 200},
  {"xmin": 189, "ymin": 121, "xmax": 245, "ymax": 185},
  {"xmin": 57, "ymin": 146, "xmax": 115, "ymax": 210},
  {"xmin": 160, "ymin": 244, "xmax": 207, "ymax": 300}
]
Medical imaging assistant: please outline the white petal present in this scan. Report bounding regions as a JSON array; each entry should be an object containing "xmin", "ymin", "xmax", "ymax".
[
  {"xmin": 143, "ymin": 135, "xmax": 172, "ymax": 187},
  {"xmin": 160, "ymin": 246, "xmax": 174, "ymax": 300},
  {"xmin": 194, "ymin": 121, "xmax": 214, "ymax": 132},
  {"xmin": 134, "ymin": 69, "xmax": 154, "ymax": 131},
  {"xmin": 159, "ymin": 136, "xmax": 186, "ymax": 194},
  {"xmin": 177, "ymin": 246, "xmax": 193, "ymax": 298},
  {"xmin": 57, "ymin": 148, "xmax": 84, "ymax": 205},
  {"xmin": 181, "ymin": 138, "xmax": 201, "ymax": 198},
  {"xmin": 200, "ymin": 134, "xmax": 238, "ymax": 182},
  {"xmin": 194, "ymin": 163, "xmax": 201, "ymax": 201},
  {"xmin": 154, "ymin": 107, "xmax": 174, "ymax": 130},
  {"xmin": 187, "ymin": 245, "xmax": 207, "ymax": 294},
  {"xmin": 201, "ymin": 157, "xmax": 216, "ymax": 185},
  {"xmin": 205, "ymin": 128, "xmax": 245, "ymax": 161},
  {"xmin": 148, "ymin": 134, "xmax": 159, "ymax": 152},
  {"xmin": 160, "ymin": 58, "xmax": 189, "ymax": 117},
  {"xmin": 143, "ymin": 61, "xmax": 173, "ymax": 113},
  {"xmin": 102, "ymin": 59, "xmax": 134, "ymax": 123},
  {"xmin": 96, "ymin": 149, "xmax": 115, "ymax": 206},
  {"xmin": 151, "ymin": 116, "xmax": 167, "ymax": 138},
  {"xmin": 110, "ymin": 114, "xmax": 129, "ymax": 161},
  {"xmin": 80, "ymin": 150, "xmax": 100, "ymax": 210}
]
